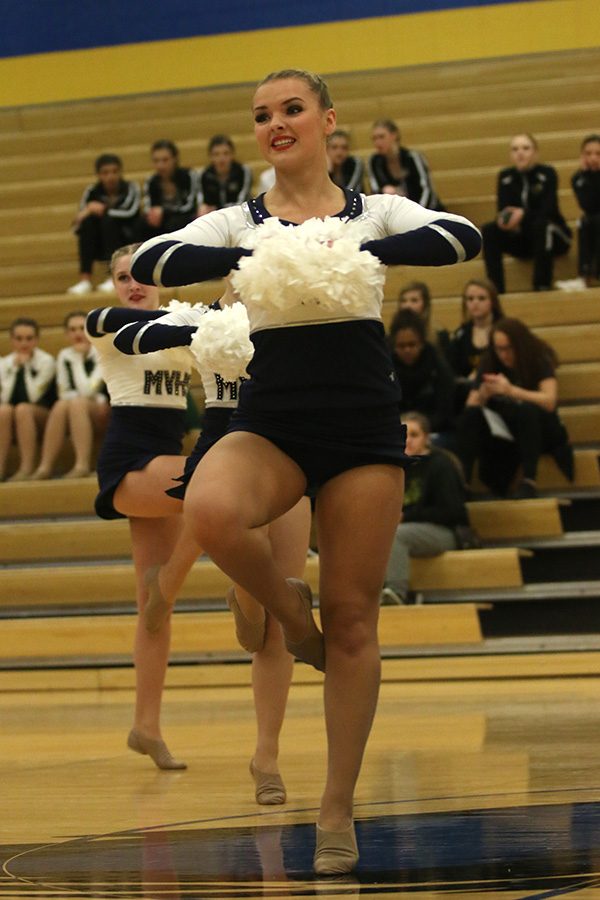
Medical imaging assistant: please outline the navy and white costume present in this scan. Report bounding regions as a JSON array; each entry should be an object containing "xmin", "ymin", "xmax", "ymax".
[
  {"xmin": 482, "ymin": 163, "xmax": 572, "ymax": 293},
  {"xmin": 55, "ymin": 345, "xmax": 105, "ymax": 401},
  {"xmin": 86, "ymin": 307, "xmax": 193, "ymax": 519},
  {"xmin": 131, "ymin": 190, "xmax": 481, "ymax": 494},
  {"xmin": 0, "ymin": 347, "xmax": 56, "ymax": 407},
  {"xmin": 572, "ymin": 167, "xmax": 600, "ymax": 279},
  {"xmin": 367, "ymin": 149, "xmax": 444, "ymax": 211},
  {"xmin": 113, "ymin": 303, "xmax": 243, "ymax": 499}
]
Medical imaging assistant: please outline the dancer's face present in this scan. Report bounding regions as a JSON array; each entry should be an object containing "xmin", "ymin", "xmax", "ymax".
[
  {"xmin": 464, "ymin": 285, "xmax": 493, "ymax": 323},
  {"xmin": 252, "ymin": 78, "xmax": 336, "ymax": 170},
  {"xmin": 398, "ymin": 290, "xmax": 426, "ymax": 317},
  {"xmin": 510, "ymin": 135, "xmax": 537, "ymax": 171},
  {"xmin": 65, "ymin": 315, "xmax": 90, "ymax": 352},
  {"xmin": 112, "ymin": 254, "xmax": 160, "ymax": 310},
  {"xmin": 493, "ymin": 330, "xmax": 515, "ymax": 369}
]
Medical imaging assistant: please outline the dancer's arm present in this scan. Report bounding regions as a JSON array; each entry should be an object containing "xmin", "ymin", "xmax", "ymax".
[
  {"xmin": 86, "ymin": 307, "xmax": 165, "ymax": 338},
  {"xmin": 361, "ymin": 195, "xmax": 481, "ymax": 266},
  {"xmin": 114, "ymin": 321, "xmax": 196, "ymax": 355}
]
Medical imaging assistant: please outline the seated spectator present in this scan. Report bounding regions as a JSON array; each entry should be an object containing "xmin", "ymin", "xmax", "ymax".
[
  {"xmin": 446, "ymin": 278, "xmax": 504, "ymax": 409},
  {"xmin": 481, "ymin": 134, "xmax": 571, "ymax": 294},
  {"xmin": 137, "ymin": 140, "xmax": 197, "ymax": 240},
  {"xmin": 67, "ymin": 153, "xmax": 141, "ymax": 295},
  {"xmin": 395, "ymin": 280, "xmax": 449, "ymax": 351},
  {"xmin": 31, "ymin": 312, "xmax": 110, "ymax": 480},
  {"xmin": 197, "ymin": 134, "xmax": 252, "ymax": 215},
  {"xmin": 368, "ymin": 118, "xmax": 444, "ymax": 210},
  {"xmin": 456, "ymin": 317, "xmax": 573, "ymax": 498},
  {"xmin": 389, "ymin": 309, "xmax": 455, "ymax": 445},
  {"xmin": 560, "ymin": 133, "xmax": 600, "ymax": 289},
  {"xmin": 0, "ymin": 318, "xmax": 56, "ymax": 481},
  {"xmin": 327, "ymin": 129, "xmax": 364, "ymax": 190},
  {"xmin": 381, "ymin": 412, "xmax": 468, "ymax": 605}
]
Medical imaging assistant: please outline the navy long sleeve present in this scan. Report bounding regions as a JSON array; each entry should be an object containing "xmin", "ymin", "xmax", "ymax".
[
  {"xmin": 362, "ymin": 219, "xmax": 481, "ymax": 267},
  {"xmin": 114, "ymin": 321, "xmax": 196, "ymax": 355},
  {"xmin": 86, "ymin": 307, "xmax": 165, "ymax": 337},
  {"xmin": 131, "ymin": 239, "xmax": 252, "ymax": 286}
]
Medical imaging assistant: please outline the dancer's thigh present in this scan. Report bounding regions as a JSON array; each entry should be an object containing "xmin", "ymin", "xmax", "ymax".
[
  {"xmin": 185, "ymin": 432, "xmax": 307, "ymax": 530},
  {"xmin": 114, "ymin": 455, "xmax": 184, "ymax": 518},
  {"xmin": 316, "ymin": 465, "xmax": 405, "ymax": 629}
]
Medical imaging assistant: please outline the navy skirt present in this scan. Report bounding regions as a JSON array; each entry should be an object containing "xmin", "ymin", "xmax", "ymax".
[
  {"xmin": 228, "ymin": 403, "xmax": 409, "ymax": 497},
  {"xmin": 95, "ymin": 406, "xmax": 186, "ymax": 520},
  {"xmin": 166, "ymin": 407, "xmax": 233, "ymax": 500}
]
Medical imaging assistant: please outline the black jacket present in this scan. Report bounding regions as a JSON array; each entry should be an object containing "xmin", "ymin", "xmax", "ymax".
[
  {"xmin": 79, "ymin": 179, "xmax": 140, "ymax": 219},
  {"xmin": 197, "ymin": 162, "xmax": 252, "ymax": 208},
  {"xmin": 143, "ymin": 167, "xmax": 197, "ymax": 215},
  {"xmin": 330, "ymin": 156, "xmax": 364, "ymax": 191},
  {"xmin": 572, "ymin": 168, "xmax": 600, "ymax": 216},
  {"xmin": 394, "ymin": 342, "xmax": 455, "ymax": 432},
  {"xmin": 496, "ymin": 164, "xmax": 570, "ymax": 234},
  {"xmin": 368, "ymin": 147, "xmax": 444, "ymax": 210},
  {"xmin": 403, "ymin": 449, "xmax": 468, "ymax": 527}
]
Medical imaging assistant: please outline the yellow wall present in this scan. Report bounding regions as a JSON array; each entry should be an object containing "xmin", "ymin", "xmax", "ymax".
[{"xmin": 1, "ymin": 0, "xmax": 599, "ymax": 108}]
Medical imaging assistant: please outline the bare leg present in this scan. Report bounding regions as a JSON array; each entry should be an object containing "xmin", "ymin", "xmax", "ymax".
[
  {"xmin": 113, "ymin": 455, "xmax": 184, "ymax": 518},
  {"xmin": 184, "ymin": 433, "xmax": 310, "ymax": 640},
  {"xmin": 65, "ymin": 396, "xmax": 97, "ymax": 475},
  {"xmin": 0, "ymin": 404, "xmax": 15, "ymax": 480},
  {"xmin": 34, "ymin": 399, "xmax": 69, "ymax": 477},
  {"xmin": 151, "ymin": 516, "xmax": 204, "ymax": 614},
  {"xmin": 129, "ymin": 515, "xmax": 183, "ymax": 740},
  {"xmin": 13, "ymin": 403, "xmax": 48, "ymax": 476},
  {"xmin": 249, "ymin": 497, "xmax": 312, "ymax": 775},
  {"xmin": 315, "ymin": 465, "xmax": 405, "ymax": 832}
]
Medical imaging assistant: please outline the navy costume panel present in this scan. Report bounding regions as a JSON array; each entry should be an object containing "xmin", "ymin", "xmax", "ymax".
[
  {"xmin": 229, "ymin": 404, "xmax": 408, "ymax": 497},
  {"xmin": 166, "ymin": 407, "xmax": 233, "ymax": 500},
  {"xmin": 95, "ymin": 406, "xmax": 186, "ymax": 519}
]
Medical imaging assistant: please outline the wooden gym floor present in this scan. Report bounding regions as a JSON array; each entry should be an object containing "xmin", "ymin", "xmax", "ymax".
[{"xmin": 2, "ymin": 664, "xmax": 600, "ymax": 899}]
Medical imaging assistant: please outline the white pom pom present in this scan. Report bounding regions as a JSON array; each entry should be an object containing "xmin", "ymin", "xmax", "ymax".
[
  {"xmin": 189, "ymin": 302, "xmax": 253, "ymax": 380},
  {"xmin": 231, "ymin": 216, "xmax": 385, "ymax": 316},
  {"xmin": 160, "ymin": 299, "xmax": 206, "ymax": 313}
]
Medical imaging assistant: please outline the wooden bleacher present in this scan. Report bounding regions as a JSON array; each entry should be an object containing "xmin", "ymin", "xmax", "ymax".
[{"xmin": 0, "ymin": 49, "xmax": 599, "ymax": 675}]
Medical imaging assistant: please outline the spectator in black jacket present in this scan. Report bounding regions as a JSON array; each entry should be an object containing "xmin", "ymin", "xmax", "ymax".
[
  {"xmin": 381, "ymin": 412, "xmax": 468, "ymax": 604},
  {"xmin": 138, "ymin": 140, "xmax": 197, "ymax": 240},
  {"xmin": 481, "ymin": 133, "xmax": 572, "ymax": 293},
  {"xmin": 368, "ymin": 118, "xmax": 444, "ymax": 210},
  {"xmin": 67, "ymin": 154, "xmax": 141, "ymax": 296},
  {"xmin": 327, "ymin": 129, "xmax": 364, "ymax": 191},
  {"xmin": 568, "ymin": 134, "xmax": 600, "ymax": 288},
  {"xmin": 456, "ymin": 317, "xmax": 573, "ymax": 498},
  {"xmin": 389, "ymin": 310, "xmax": 455, "ymax": 445},
  {"xmin": 197, "ymin": 134, "xmax": 252, "ymax": 216},
  {"xmin": 446, "ymin": 278, "xmax": 504, "ymax": 409}
]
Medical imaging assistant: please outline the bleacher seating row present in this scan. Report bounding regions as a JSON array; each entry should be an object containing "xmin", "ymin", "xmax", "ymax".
[{"xmin": 0, "ymin": 48, "xmax": 599, "ymax": 677}]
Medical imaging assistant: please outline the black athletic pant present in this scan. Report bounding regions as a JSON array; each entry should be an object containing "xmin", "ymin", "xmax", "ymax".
[
  {"xmin": 577, "ymin": 212, "xmax": 600, "ymax": 279},
  {"xmin": 76, "ymin": 214, "xmax": 138, "ymax": 274},
  {"xmin": 135, "ymin": 211, "xmax": 197, "ymax": 242},
  {"xmin": 457, "ymin": 401, "xmax": 568, "ymax": 494},
  {"xmin": 482, "ymin": 217, "xmax": 570, "ymax": 293}
]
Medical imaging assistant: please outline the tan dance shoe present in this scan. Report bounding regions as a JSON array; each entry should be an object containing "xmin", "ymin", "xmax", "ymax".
[
  {"xmin": 314, "ymin": 822, "xmax": 359, "ymax": 875},
  {"xmin": 249, "ymin": 759, "xmax": 287, "ymax": 805},
  {"xmin": 284, "ymin": 578, "xmax": 325, "ymax": 672},
  {"xmin": 226, "ymin": 587, "xmax": 266, "ymax": 653},
  {"xmin": 127, "ymin": 729, "xmax": 187, "ymax": 770}
]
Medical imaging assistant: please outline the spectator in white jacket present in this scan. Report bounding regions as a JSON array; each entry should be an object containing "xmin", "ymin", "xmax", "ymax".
[
  {"xmin": 0, "ymin": 318, "xmax": 56, "ymax": 481},
  {"xmin": 32, "ymin": 312, "xmax": 110, "ymax": 479}
]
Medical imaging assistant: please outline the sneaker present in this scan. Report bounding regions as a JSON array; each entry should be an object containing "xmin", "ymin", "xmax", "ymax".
[
  {"xmin": 97, "ymin": 276, "xmax": 115, "ymax": 293},
  {"xmin": 380, "ymin": 587, "xmax": 406, "ymax": 606},
  {"xmin": 66, "ymin": 278, "xmax": 93, "ymax": 295},
  {"xmin": 555, "ymin": 277, "xmax": 587, "ymax": 291}
]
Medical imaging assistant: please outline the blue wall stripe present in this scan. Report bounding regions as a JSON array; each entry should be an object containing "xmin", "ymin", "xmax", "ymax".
[{"xmin": 1, "ymin": 0, "xmax": 527, "ymax": 59}]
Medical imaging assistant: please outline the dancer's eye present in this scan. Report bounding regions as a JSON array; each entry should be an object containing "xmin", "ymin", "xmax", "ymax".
[
  {"xmin": 286, "ymin": 104, "xmax": 303, "ymax": 115},
  {"xmin": 254, "ymin": 112, "xmax": 269, "ymax": 124}
]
